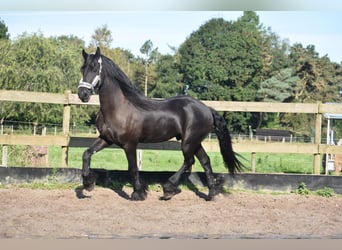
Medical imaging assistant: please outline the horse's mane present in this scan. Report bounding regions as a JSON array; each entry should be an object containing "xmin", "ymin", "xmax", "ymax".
[{"xmin": 101, "ymin": 55, "xmax": 157, "ymax": 110}]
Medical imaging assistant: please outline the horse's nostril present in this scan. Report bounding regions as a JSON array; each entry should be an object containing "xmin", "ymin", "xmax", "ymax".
[{"xmin": 78, "ymin": 89, "xmax": 91, "ymax": 102}]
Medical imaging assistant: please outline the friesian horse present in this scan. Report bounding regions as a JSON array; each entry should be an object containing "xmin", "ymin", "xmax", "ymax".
[{"xmin": 78, "ymin": 47, "xmax": 242, "ymax": 201}]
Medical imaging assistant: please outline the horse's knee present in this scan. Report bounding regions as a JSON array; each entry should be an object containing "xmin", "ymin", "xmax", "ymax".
[{"xmin": 82, "ymin": 149, "xmax": 92, "ymax": 161}]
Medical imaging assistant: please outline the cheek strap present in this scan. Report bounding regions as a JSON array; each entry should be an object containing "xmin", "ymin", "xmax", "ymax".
[
  {"xmin": 78, "ymin": 75, "xmax": 101, "ymax": 93},
  {"xmin": 78, "ymin": 57, "xmax": 102, "ymax": 92}
]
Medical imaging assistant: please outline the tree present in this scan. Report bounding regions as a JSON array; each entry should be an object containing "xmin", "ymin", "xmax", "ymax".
[
  {"xmin": 259, "ymin": 27, "xmax": 291, "ymax": 81},
  {"xmin": 150, "ymin": 54, "xmax": 183, "ymax": 98},
  {"xmin": 0, "ymin": 32, "xmax": 92, "ymax": 125},
  {"xmin": 256, "ymin": 68, "xmax": 299, "ymax": 130},
  {"xmin": 139, "ymin": 39, "xmax": 158, "ymax": 96},
  {"xmin": 179, "ymin": 12, "xmax": 264, "ymax": 100},
  {"xmin": 90, "ymin": 25, "xmax": 113, "ymax": 48},
  {"xmin": 178, "ymin": 12, "xmax": 265, "ymax": 132},
  {"xmin": 288, "ymin": 43, "xmax": 342, "ymax": 136},
  {"xmin": 179, "ymin": 17, "xmax": 232, "ymax": 100},
  {"xmin": 257, "ymin": 68, "xmax": 299, "ymax": 102},
  {"xmin": 288, "ymin": 43, "xmax": 342, "ymax": 103},
  {"xmin": 0, "ymin": 18, "xmax": 9, "ymax": 40}
]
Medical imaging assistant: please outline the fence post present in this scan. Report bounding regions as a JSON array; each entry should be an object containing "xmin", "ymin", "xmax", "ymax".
[
  {"xmin": 1, "ymin": 145, "xmax": 7, "ymax": 167},
  {"xmin": 313, "ymin": 103, "xmax": 322, "ymax": 174},
  {"xmin": 0, "ymin": 123, "xmax": 7, "ymax": 167},
  {"xmin": 251, "ymin": 152, "xmax": 256, "ymax": 173},
  {"xmin": 61, "ymin": 90, "xmax": 71, "ymax": 168}
]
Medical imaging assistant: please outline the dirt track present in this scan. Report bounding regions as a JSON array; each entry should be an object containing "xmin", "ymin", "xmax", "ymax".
[{"xmin": 0, "ymin": 186, "xmax": 341, "ymax": 239}]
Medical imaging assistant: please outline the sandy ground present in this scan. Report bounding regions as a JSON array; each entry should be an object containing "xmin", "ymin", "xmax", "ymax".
[{"xmin": 0, "ymin": 186, "xmax": 341, "ymax": 239}]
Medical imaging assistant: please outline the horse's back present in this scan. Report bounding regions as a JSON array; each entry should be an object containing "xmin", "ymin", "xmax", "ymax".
[
  {"xmin": 163, "ymin": 96, "xmax": 213, "ymax": 121},
  {"xmin": 160, "ymin": 95, "xmax": 214, "ymax": 133},
  {"xmin": 138, "ymin": 96, "xmax": 213, "ymax": 143}
]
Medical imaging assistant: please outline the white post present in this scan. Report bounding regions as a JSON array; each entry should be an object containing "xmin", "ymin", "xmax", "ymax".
[
  {"xmin": 1, "ymin": 145, "xmax": 7, "ymax": 167},
  {"xmin": 137, "ymin": 148, "xmax": 142, "ymax": 170},
  {"xmin": 326, "ymin": 118, "xmax": 330, "ymax": 175}
]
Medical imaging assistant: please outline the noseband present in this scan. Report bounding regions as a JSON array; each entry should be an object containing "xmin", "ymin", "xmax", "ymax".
[{"xmin": 78, "ymin": 57, "xmax": 103, "ymax": 93}]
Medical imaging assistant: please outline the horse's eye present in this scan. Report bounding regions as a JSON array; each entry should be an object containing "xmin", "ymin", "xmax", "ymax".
[{"xmin": 89, "ymin": 62, "xmax": 98, "ymax": 72}]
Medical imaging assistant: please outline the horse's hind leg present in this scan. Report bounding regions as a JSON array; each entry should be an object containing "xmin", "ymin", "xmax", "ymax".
[
  {"xmin": 161, "ymin": 162, "xmax": 192, "ymax": 200},
  {"xmin": 161, "ymin": 143, "xmax": 195, "ymax": 200},
  {"xmin": 195, "ymin": 145, "xmax": 217, "ymax": 201},
  {"xmin": 82, "ymin": 138, "xmax": 109, "ymax": 191}
]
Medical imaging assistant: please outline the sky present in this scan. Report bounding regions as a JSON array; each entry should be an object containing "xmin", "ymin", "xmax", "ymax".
[{"xmin": 0, "ymin": 11, "xmax": 342, "ymax": 63}]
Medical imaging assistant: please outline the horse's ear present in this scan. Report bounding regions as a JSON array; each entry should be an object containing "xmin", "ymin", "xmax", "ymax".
[
  {"xmin": 95, "ymin": 47, "xmax": 101, "ymax": 59},
  {"xmin": 82, "ymin": 49, "xmax": 88, "ymax": 61}
]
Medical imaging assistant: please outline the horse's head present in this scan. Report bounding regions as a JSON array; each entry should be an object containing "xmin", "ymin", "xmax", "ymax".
[{"xmin": 78, "ymin": 47, "xmax": 103, "ymax": 102}]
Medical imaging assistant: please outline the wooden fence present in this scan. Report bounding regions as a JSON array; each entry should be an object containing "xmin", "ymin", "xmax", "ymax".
[{"xmin": 1, "ymin": 89, "xmax": 342, "ymax": 175}]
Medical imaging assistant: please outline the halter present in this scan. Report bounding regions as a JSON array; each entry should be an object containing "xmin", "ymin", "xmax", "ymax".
[{"xmin": 78, "ymin": 57, "xmax": 103, "ymax": 93}]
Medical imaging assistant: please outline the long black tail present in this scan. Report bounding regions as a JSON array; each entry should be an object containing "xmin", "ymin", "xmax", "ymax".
[{"xmin": 211, "ymin": 109, "xmax": 243, "ymax": 174}]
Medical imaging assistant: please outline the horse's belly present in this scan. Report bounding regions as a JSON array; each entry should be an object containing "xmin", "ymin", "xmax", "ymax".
[
  {"xmin": 139, "ymin": 131, "xmax": 178, "ymax": 143},
  {"xmin": 139, "ymin": 123, "xmax": 180, "ymax": 143}
]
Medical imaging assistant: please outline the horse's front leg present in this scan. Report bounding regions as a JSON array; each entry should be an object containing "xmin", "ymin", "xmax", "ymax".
[
  {"xmin": 124, "ymin": 144, "xmax": 148, "ymax": 201},
  {"xmin": 82, "ymin": 138, "xmax": 109, "ymax": 191}
]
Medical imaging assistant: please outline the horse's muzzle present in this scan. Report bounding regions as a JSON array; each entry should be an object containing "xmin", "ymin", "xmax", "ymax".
[{"xmin": 78, "ymin": 87, "xmax": 91, "ymax": 102}]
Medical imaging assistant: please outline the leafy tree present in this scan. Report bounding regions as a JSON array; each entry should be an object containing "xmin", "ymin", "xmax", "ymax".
[
  {"xmin": 0, "ymin": 33, "xmax": 91, "ymax": 125},
  {"xmin": 0, "ymin": 38, "xmax": 14, "ymax": 86},
  {"xmin": 150, "ymin": 54, "xmax": 183, "ymax": 98},
  {"xmin": 286, "ymin": 43, "xmax": 342, "ymax": 136},
  {"xmin": 90, "ymin": 24, "xmax": 113, "ymax": 48},
  {"xmin": 289, "ymin": 43, "xmax": 342, "ymax": 103},
  {"xmin": 2, "ymin": 33, "xmax": 85, "ymax": 93},
  {"xmin": 256, "ymin": 68, "xmax": 299, "ymax": 130},
  {"xmin": 257, "ymin": 68, "xmax": 299, "ymax": 102},
  {"xmin": 179, "ymin": 17, "xmax": 233, "ymax": 100},
  {"xmin": 140, "ymin": 39, "xmax": 158, "ymax": 96},
  {"xmin": 0, "ymin": 18, "xmax": 9, "ymax": 40},
  {"xmin": 180, "ymin": 12, "xmax": 265, "ymax": 95},
  {"xmin": 259, "ymin": 27, "xmax": 291, "ymax": 80},
  {"xmin": 178, "ymin": 11, "xmax": 265, "ymax": 132}
]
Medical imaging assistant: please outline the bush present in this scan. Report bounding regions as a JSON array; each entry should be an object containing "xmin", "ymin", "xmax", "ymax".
[
  {"xmin": 292, "ymin": 182, "xmax": 335, "ymax": 198},
  {"xmin": 293, "ymin": 182, "xmax": 310, "ymax": 195},
  {"xmin": 315, "ymin": 187, "xmax": 334, "ymax": 198}
]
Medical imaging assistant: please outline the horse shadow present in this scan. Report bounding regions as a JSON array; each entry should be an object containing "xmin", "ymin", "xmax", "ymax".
[{"xmin": 74, "ymin": 169, "xmax": 230, "ymax": 201}]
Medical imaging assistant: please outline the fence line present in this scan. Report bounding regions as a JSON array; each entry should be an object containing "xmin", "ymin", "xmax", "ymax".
[{"xmin": 1, "ymin": 89, "xmax": 342, "ymax": 175}]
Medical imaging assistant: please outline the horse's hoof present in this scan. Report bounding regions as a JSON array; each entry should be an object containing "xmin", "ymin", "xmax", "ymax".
[
  {"xmin": 82, "ymin": 172, "xmax": 97, "ymax": 192},
  {"xmin": 83, "ymin": 183, "xmax": 95, "ymax": 192},
  {"xmin": 159, "ymin": 189, "xmax": 182, "ymax": 201},
  {"xmin": 206, "ymin": 196, "xmax": 216, "ymax": 201},
  {"xmin": 206, "ymin": 194, "xmax": 215, "ymax": 201},
  {"xmin": 131, "ymin": 191, "xmax": 147, "ymax": 201},
  {"xmin": 160, "ymin": 184, "xmax": 182, "ymax": 201},
  {"xmin": 206, "ymin": 187, "xmax": 218, "ymax": 201}
]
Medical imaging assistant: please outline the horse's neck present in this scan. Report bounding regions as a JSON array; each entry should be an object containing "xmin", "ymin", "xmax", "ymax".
[{"xmin": 99, "ymin": 78, "xmax": 126, "ymax": 111}]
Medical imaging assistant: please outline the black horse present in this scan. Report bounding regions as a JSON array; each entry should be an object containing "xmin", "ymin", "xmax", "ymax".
[{"xmin": 78, "ymin": 47, "xmax": 243, "ymax": 201}]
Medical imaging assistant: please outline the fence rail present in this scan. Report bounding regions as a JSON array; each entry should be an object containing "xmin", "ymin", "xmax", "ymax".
[{"xmin": 1, "ymin": 89, "xmax": 342, "ymax": 175}]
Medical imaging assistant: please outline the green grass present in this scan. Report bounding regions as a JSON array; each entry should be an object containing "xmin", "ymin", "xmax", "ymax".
[
  {"xmin": 0, "ymin": 145, "xmax": 319, "ymax": 174},
  {"xmin": 253, "ymin": 153, "xmax": 316, "ymax": 174},
  {"xmin": 47, "ymin": 146, "xmax": 316, "ymax": 174},
  {"xmin": 1, "ymin": 182, "xmax": 81, "ymax": 190}
]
